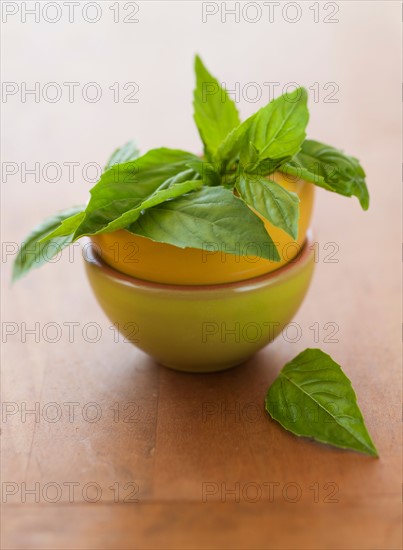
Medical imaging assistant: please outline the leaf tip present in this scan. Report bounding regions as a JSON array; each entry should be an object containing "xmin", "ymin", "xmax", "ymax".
[
  {"xmin": 359, "ymin": 193, "xmax": 370, "ymax": 211},
  {"xmin": 11, "ymin": 263, "xmax": 23, "ymax": 283},
  {"xmin": 194, "ymin": 54, "xmax": 203, "ymax": 71}
]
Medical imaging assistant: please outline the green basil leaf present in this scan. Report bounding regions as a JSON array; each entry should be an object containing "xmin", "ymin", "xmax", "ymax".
[
  {"xmin": 265, "ymin": 349, "xmax": 378, "ymax": 456},
  {"xmin": 246, "ymin": 141, "xmax": 260, "ymax": 166},
  {"xmin": 186, "ymin": 158, "xmax": 221, "ymax": 187},
  {"xmin": 74, "ymin": 148, "xmax": 199, "ymax": 238},
  {"xmin": 215, "ymin": 88, "xmax": 308, "ymax": 173},
  {"xmin": 193, "ymin": 55, "xmax": 240, "ymax": 160},
  {"xmin": 236, "ymin": 174, "xmax": 300, "ymax": 239},
  {"xmin": 215, "ymin": 113, "xmax": 257, "ymax": 170},
  {"xmin": 128, "ymin": 186, "xmax": 280, "ymax": 261},
  {"xmin": 280, "ymin": 140, "xmax": 369, "ymax": 210},
  {"xmin": 12, "ymin": 206, "xmax": 84, "ymax": 282},
  {"xmin": 86, "ymin": 179, "xmax": 203, "ymax": 235},
  {"xmin": 251, "ymin": 157, "xmax": 290, "ymax": 177},
  {"xmin": 279, "ymin": 155, "xmax": 328, "ymax": 187},
  {"xmin": 39, "ymin": 210, "xmax": 85, "ymax": 241},
  {"xmin": 105, "ymin": 140, "xmax": 140, "ymax": 170},
  {"xmin": 240, "ymin": 87, "xmax": 309, "ymax": 166}
]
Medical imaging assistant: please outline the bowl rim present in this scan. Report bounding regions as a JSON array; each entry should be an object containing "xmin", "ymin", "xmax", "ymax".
[{"xmin": 84, "ymin": 229, "xmax": 314, "ymax": 291}]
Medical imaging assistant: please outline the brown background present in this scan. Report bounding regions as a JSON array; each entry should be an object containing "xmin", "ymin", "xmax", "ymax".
[{"xmin": 2, "ymin": 1, "xmax": 401, "ymax": 549}]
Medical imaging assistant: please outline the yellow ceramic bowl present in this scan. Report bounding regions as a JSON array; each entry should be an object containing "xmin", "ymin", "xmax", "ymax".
[
  {"xmin": 84, "ymin": 231, "xmax": 315, "ymax": 373},
  {"xmin": 90, "ymin": 173, "xmax": 314, "ymax": 285}
]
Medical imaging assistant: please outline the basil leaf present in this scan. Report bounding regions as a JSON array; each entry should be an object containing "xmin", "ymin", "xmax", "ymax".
[
  {"xmin": 105, "ymin": 140, "xmax": 140, "ymax": 171},
  {"xmin": 39, "ymin": 211, "xmax": 85, "ymax": 241},
  {"xmin": 252, "ymin": 157, "xmax": 290, "ymax": 177},
  {"xmin": 74, "ymin": 148, "xmax": 199, "ymax": 238},
  {"xmin": 216, "ymin": 88, "xmax": 308, "ymax": 173},
  {"xmin": 129, "ymin": 186, "xmax": 280, "ymax": 261},
  {"xmin": 86, "ymin": 179, "xmax": 203, "ymax": 235},
  {"xmin": 240, "ymin": 87, "xmax": 309, "ymax": 167},
  {"xmin": 12, "ymin": 206, "xmax": 84, "ymax": 282},
  {"xmin": 236, "ymin": 174, "xmax": 300, "ymax": 239},
  {"xmin": 265, "ymin": 349, "xmax": 378, "ymax": 456},
  {"xmin": 279, "ymin": 155, "xmax": 328, "ymax": 187},
  {"xmin": 280, "ymin": 140, "xmax": 369, "ymax": 210},
  {"xmin": 215, "ymin": 114, "xmax": 257, "ymax": 170},
  {"xmin": 193, "ymin": 55, "xmax": 240, "ymax": 160},
  {"xmin": 186, "ymin": 158, "xmax": 221, "ymax": 187}
]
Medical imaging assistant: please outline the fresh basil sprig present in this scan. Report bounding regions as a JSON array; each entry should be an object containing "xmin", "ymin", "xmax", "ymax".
[
  {"xmin": 266, "ymin": 349, "xmax": 378, "ymax": 456},
  {"xmin": 13, "ymin": 55, "xmax": 370, "ymax": 280},
  {"xmin": 280, "ymin": 140, "xmax": 369, "ymax": 210}
]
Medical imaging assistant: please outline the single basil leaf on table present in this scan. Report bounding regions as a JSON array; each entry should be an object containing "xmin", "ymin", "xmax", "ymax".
[
  {"xmin": 239, "ymin": 87, "xmax": 309, "ymax": 168},
  {"xmin": 104, "ymin": 140, "xmax": 140, "ymax": 170},
  {"xmin": 280, "ymin": 140, "xmax": 369, "ymax": 210},
  {"xmin": 128, "ymin": 186, "xmax": 280, "ymax": 261},
  {"xmin": 265, "ymin": 348, "xmax": 378, "ymax": 456},
  {"xmin": 193, "ymin": 55, "xmax": 240, "ymax": 160},
  {"xmin": 12, "ymin": 206, "xmax": 85, "ymax": 282},
  {"xmin": 236, "ymin": 174, "xmax": 300, "ymax": 239},
  {"xmin": 74, "ymin": 148, "xmax": 199, "ymax": 238}
]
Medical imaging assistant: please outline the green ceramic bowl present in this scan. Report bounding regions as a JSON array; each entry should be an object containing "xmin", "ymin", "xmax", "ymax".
[{"xmin": 84, "ymin": 231, "xmax": 315, "ymax": 373}]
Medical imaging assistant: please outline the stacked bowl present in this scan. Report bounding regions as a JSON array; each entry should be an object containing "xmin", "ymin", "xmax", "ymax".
[{"xmin": 85, "ymin": 173, "xmax": 315, "ymax": 372}]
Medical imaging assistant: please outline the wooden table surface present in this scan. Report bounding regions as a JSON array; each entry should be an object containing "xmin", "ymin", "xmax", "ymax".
[{"xmin": 2, "ymin": 2, "xmax": 401, "ymax": 549}]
